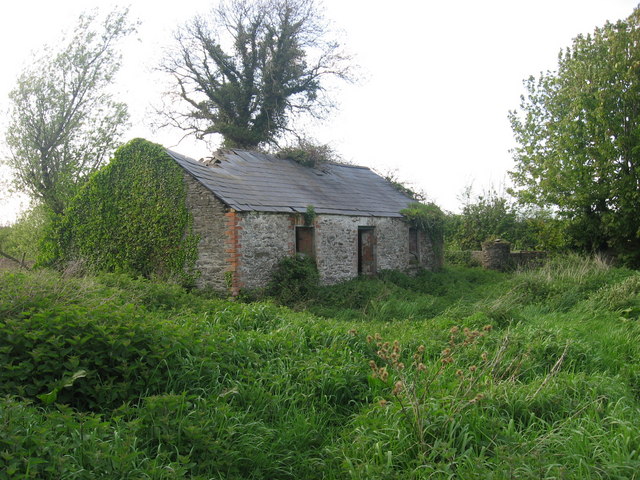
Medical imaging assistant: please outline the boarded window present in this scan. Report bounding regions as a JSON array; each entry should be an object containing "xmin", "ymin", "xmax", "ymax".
[
  {"xmin": 296, "ymin": 226, "xmax": 315, "ymax": 257},
  {"xmin": 409, "ymin": 228, "xmax": 418, "ymax": 257}
]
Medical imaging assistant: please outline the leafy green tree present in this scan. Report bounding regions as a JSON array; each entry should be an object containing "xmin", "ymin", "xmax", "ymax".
[
  {"xmin": 161, "ymin": 0, "xmax": 352, "ymax": 148},
  {"xmin": 4, "ymin": 9, "xmax": 135, "ymax": 215},
  {"xmin": 0, "ymin": 205, "xmax": 49, "ymax": 262},
  {"xmin": 446, "ymin": 186, "xmax": 568, "ymax": 252},
  {"xmin": 449, "ymin": 187, "xmax": 517, "ymax": 251},
  {"xmin": 509, "ymin": 8, "xmax": 640, "ymax": 265}
]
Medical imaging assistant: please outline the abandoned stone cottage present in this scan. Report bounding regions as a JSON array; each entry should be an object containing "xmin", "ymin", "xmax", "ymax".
[{"xmin": 165, "ymin": 149, "xmax": 442, "ymax": 293}]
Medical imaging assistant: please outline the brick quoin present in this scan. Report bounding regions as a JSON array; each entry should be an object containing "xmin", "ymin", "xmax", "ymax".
[{"xmin": 224, "ymin": 210, "xmax": 243, "ymax": 295}]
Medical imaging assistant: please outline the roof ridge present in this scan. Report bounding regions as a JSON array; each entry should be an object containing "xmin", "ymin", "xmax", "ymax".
[{"xmin": 166, "ymin": 147, "xmax": 415, "ymax": 217}]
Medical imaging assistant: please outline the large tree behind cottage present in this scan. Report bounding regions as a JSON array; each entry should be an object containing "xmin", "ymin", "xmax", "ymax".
[
  {"xmin": 4, "ymin": 9, "xmax": 135, "ymax": 215},
  {"xmin": 160, "ymin": 0, "xmax": 352, "ymax": 148},
  {"xmin": 509, "ymin": 7, "xmax": 640, "ymax": 265}
]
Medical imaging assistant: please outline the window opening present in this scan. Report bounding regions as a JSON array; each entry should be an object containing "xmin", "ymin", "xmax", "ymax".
[{"xmin": 409, "ymin": 227, "xmax": 419, "ymax": 258}]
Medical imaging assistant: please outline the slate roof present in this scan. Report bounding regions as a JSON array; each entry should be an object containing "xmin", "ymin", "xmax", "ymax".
[{"xmin": 166, "ymin": 148, "xmax": 414, "ymax": 217}]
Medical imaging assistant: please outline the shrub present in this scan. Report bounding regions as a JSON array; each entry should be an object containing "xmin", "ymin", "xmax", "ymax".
[
  {"xmin": 267, "ymin": 254, "xmax": 320, "ymax": 305},
  {"xmin": 276, "ymin": 138, "xmax": 340, "ymax": 168},
  {"xmin": 0, "ymin": 204, "xmax": 49, "ymax": 262},
  {"xmin": 0, "ymin": 272, "xmax": 243, "ymax": 412},
  {"xmin": 0, "ymin": 397, "xmax": 190, "ymax": 479}
]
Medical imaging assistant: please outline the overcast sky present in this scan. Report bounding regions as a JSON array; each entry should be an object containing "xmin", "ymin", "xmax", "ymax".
[{"xmin": 1, "ymin": 0, "xmax": 638, "ymax": 224}]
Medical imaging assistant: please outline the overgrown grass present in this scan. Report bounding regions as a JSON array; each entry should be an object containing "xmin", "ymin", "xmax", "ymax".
[{"xmin": 2, "ymin": 255, "xmax": 640, "ymax": 478}]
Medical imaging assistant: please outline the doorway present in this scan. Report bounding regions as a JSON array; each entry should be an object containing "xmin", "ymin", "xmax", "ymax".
[{"xmin": 358, "ymin": 227, "xmax": 376, "ymax": 275}]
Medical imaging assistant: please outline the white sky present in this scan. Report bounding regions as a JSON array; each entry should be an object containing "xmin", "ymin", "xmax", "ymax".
[{"xmin": 0, "ymin": 0, "xmax": 637, "ymax": 224}]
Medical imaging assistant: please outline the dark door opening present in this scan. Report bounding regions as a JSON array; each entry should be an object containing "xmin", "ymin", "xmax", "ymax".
[
  {"xmin": 358, "ymin": 227, "xmax": 376, "ymax": 275},
  {"xmin": 296, "ymin": 226, "xmax": 315, "ymax": 258}
]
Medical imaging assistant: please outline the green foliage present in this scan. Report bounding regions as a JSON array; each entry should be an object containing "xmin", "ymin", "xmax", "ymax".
[
  {"xmin": 0, "ymin": 205, "xmax": 49, "ymax": 261},
  {"xmin": 2, "ymin": 257, "xmax": 640, "ymax": 478},
  {"xmin": 41, "ymin": 138, "xmax": 198, "ymax": 285},
  {"xmin": 400, "ymin": 202, "xmax": 445, "ymax": 257},
  {"xmin": 446, "ymin": 186, "xmax": 569, "ymax": 252},
  {"xmin": 450, "ymin": 186, "xmax": 517, "ymax": 250},
  {"xmin": 4, "ymin": 9, "xmax": 134, "ymax": 214},
  {"xmin": 162, "ymin": 0, "xmax": 352, "ymax": 148},
  {"xmin": 509, "ymin": 7, "xmax": 640, "ymax": 265},
  {"xmin": 267, "ymin": 254, "xmax": 320, "ymax": 305},
  {"xmin": 444, "ymin": 249, "xmax": 482, "ymax": 267},
  {"xmin": 303, "ymin": 205, "xmax": 317, "ymax": 226},
  {"xmin": 277, "ymin": 138, "xmax": 340, "ymax": 168},
  {"xmin": 0, "ymin": 289, "xmax": 219, "ymax": 412},
  {"xmin": 0, "ymin": 397, "xmax": 191, "ymax": 479}
]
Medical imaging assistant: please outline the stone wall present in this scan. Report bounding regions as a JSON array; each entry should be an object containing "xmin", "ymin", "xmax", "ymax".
[
  {"xmin": 477, "ymin": 240, "xmax": 547, "ymax": 271},
  {"xmin": 236, "ymin": 212, "xmax": 294, "ymax": 290},
  {"xmin": 184, "ymin": 181, "xmax": 444, "ymax": 292},
  {"xmin": 183, "ymin": 174, "xmax": 228, "ymax": 290},
  {"xmin": 315, "ymin": 215, "xmax": 440, "ymax": 284},
  {"xmin": 236, "ymin": 213, "xmax": 443, "ymax": 289},
  {"xmin": 481, "ymin": 239, "xmax": 512, "ymax": 271}
]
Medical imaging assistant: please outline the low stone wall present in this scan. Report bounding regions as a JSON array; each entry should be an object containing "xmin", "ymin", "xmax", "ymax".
[
  {"xmin": 464, "ymin": 241, "xmax": 547, "ymax": 271},
  {"xmin": 510, "ymin": 251, "xmax": 547, "ymax": 268},
  {"xmin": 481, "ymin": 240, "xmax": 512, "ymax": 271},
  {"xmin": 448, "ymin": 245, "xmax": 547, "ymax": 271}
]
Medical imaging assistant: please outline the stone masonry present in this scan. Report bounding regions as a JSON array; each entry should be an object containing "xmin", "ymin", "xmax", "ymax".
[
  {"xmin": 184, "ymin": 173, "xmax": 228, "ymax": 290},
  {"xmin": 185, "ymin": 172, "xmax": 443, "ymax": 293}
]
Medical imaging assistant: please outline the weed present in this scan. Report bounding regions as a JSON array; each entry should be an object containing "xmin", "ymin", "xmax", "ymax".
[{"xmin": 366, "ymin": 325, "xmax": 495, "ymax": 454}]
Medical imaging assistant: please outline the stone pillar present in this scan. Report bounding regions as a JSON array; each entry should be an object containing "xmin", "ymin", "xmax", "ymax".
[{"xmin": 481, "ymin": 239, "xmax": 511, "ymax": 271}]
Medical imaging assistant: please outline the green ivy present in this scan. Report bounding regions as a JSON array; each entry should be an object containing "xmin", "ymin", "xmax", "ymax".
[
  {"xmin": 400, "ymin": 202, "xmax": 445, "ymax": 259},
  {"xmin": 303, "ymin": 205, "xmax": 317, "ymax": 226},
  {"xmin": 40, "ymin": 138, "xmax": 199, "ymax": 286}
]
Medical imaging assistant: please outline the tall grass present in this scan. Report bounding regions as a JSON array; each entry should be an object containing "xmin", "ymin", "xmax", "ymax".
[{"xmin": 2, "ymin": 255, "xmax": 640, "ymax": 478}]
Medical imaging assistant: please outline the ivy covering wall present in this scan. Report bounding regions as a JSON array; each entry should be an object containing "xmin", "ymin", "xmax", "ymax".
[
  {"xmin": 400, "ymin": 202, "xmax": 445, "ymax": 260},
  {"xmin": 43, "ymin": 138, "xmax": 199, "ymax": 285}
]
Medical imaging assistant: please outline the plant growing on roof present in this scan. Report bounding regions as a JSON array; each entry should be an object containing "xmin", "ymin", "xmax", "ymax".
[
  {"xmin": 303, "ymin": 205, "xmax": 317, "ymax": 226},
  {"xmin": 277, "ymin": 138, "xmax": 341, "ymax": 168}
]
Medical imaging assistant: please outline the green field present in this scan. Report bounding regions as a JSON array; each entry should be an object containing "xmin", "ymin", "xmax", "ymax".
[{"xmin": 2, "ymin": 256, "xmax": 640, "ymax": 479}]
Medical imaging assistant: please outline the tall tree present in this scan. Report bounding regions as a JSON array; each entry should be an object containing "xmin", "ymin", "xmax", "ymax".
[
  {"xmin": 161, "ymin": 0, "xmax": 352, "ymax": 149},
  {"xmin": 509, "ymin": 7, "xmax": 640, "ymax": 264},
  {"xmin": 4, "ymin": 9, "xmax": 135, "ymax": 215}
]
